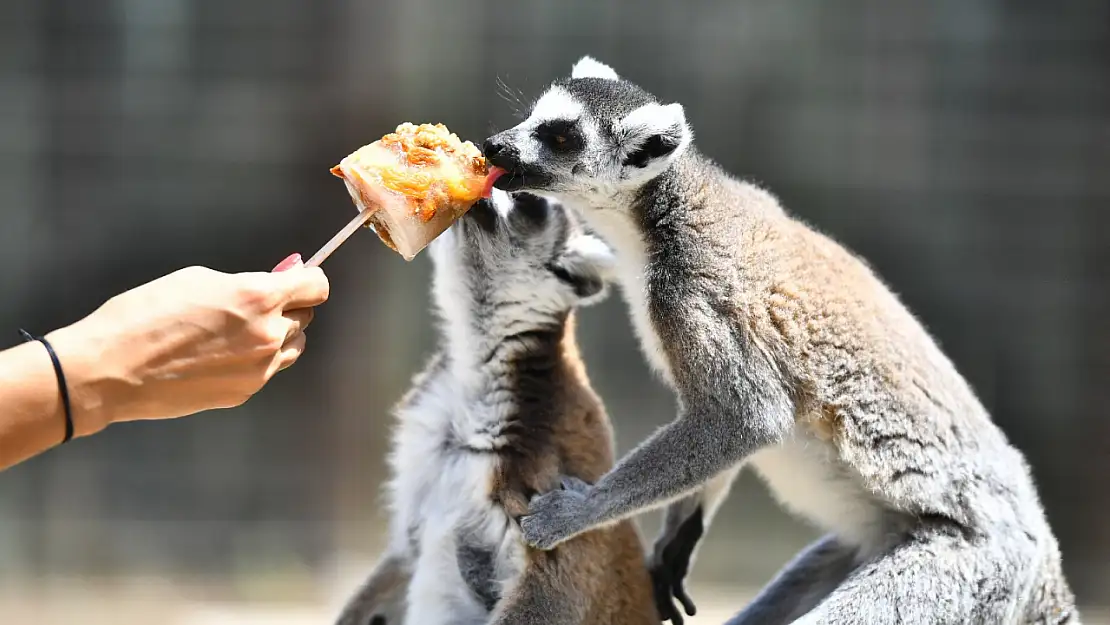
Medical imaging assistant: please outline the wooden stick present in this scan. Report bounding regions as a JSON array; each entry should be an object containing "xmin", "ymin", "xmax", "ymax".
[{"xmin": 304, "ymin": 207, "xmax": 376, "ymax": 268}]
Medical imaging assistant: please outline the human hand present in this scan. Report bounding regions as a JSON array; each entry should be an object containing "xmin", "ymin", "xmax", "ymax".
[{"xmin": 47, "ymin": 254, "xmax": 329, "ymax": 435}]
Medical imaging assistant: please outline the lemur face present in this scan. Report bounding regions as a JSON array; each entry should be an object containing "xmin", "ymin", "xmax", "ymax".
[
  {"xmin": 428, "ymin": 189, "xmax": 616, "ymax": 310},
  {"xmin": 483, "ymin": 56, "xmax": 693, "ymax": 208}
]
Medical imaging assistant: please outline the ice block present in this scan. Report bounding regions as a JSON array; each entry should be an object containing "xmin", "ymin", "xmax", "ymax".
[{"xmin": 325, "ymin": 122, "xmax": 491, "ymax": 262}]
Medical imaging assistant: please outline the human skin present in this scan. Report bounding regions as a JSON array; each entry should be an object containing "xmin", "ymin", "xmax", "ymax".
[{"xmin": 0, "ymin": 254, "xmax": 329, "ymax": 471}]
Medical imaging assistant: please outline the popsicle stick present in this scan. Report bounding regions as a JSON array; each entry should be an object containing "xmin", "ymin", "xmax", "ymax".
[{"xmin": 305, "ymin": 206, "xmax": 377, "ymax": 268}]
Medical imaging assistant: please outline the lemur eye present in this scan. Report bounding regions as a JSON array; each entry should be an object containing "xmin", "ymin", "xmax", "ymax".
[
  {"xmin": 542, "ymin": 133, "xmax": 568, "ymax": 149},
  {"xmin": 535, "ymin": 120, "xmax": 579, "ymax": 151}
]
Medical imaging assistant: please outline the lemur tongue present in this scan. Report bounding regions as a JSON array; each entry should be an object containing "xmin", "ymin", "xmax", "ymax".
[{"xmin": 482, "ymin": 167, "xmax": 507, "ymax": 198}]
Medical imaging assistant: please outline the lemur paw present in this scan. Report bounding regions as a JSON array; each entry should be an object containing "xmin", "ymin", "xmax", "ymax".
[
  {"xmin": 649, "ymin": 507, "xmax": 704, "ymax": 625},
  {"xmin": 519, "ymin": 478, "xmax": 592, "ymax": 550},
  {"xmin": 559, "ymin": 475, "xmax": 592, "ymax": 495},
  {"xmin": 650, "ymin": 555, "xmax": 698, "ymax": 625}
]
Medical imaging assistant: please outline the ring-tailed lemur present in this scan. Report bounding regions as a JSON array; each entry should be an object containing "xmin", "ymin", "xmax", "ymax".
[
  {"xmin": 480, "ymin": 56, "xmax": 1079, "ymax": 625},
  {"xmin": 334, "ymin": 189, "xmax": 660, "ymax": 625}
]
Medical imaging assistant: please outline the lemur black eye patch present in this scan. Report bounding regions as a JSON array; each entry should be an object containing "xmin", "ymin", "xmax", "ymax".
[{"xmin": 535, "ymin": 119, "xmax": 584, "ymax": 150}]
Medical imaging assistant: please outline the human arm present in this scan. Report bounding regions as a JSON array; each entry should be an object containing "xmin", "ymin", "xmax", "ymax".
[
  {"xmin": 0, "ymin": 257, "xmax": 329, "ymax": 471},
  {"xmin": 0, "ymin": 339, "xmax": 79, "ymax": 470}
]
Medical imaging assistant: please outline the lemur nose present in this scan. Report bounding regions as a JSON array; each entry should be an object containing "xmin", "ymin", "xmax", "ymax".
[{"xmin": 483, "ymin": 137, "xmax": 506, "ymax": 159}]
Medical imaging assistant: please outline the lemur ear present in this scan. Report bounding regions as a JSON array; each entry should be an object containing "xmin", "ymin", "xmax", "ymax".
[
  {"xmin": 616, "ymin": 102, "xmax": 693, "ymax": 180},
  {"xmin": 571, "ymin": 56, "xmax": 620, "ymax": 81},
  {"xmin": 553, "ymin": 231, "xmax": 617, "ymax": 306}
]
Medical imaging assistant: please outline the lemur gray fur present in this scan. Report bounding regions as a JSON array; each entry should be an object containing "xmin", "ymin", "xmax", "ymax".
[
  {"xmin": 480, "ymin": 56, "xmax": 1079, "ymax": 625},
  {"xmin": 333, "ymin": 189, "xmax": 659, "ymax": 625}
]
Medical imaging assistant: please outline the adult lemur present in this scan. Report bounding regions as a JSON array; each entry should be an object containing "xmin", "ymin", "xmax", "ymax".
[
  {"xmin": 481, "ymin": 56, "xmax": 1078, "ymax": 625},
  {"xmin": 334, "ymin": 189, "xmax": 659, "ymax": 625}
]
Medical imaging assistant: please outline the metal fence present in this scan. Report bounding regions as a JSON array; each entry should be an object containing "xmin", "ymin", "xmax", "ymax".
[{"xmin": 1, "ymin": 0, "xmax": 1107, "ymax": 611}]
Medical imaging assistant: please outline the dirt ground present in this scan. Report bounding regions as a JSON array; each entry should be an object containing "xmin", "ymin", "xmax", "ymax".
[
  {"xmin": 1, "ymin": 571, "xmax": 1104, "ymax": 624},
  {"xmin": 1, "ymin": 585, "xmax": 746, "ymax": 625}
]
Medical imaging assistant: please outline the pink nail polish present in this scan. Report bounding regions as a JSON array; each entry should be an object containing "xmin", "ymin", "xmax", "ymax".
[{"xmin": 272, "ymin": 253, "xmax": 302, "ymax": 272}]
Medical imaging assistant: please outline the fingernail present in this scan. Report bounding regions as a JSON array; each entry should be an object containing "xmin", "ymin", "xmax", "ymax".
[{"xmin": 272, "ymin": 253, "xmax": 302, "ymax": 272}]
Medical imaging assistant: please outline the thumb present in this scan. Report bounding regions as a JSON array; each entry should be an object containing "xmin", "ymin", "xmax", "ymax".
[{"xmin": 268, "ymin": 263, "xmax": 330, "ymax": 309}]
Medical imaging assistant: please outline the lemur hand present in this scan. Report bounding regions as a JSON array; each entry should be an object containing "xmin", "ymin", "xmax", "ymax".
[
  {"xmin": 519, "ymin": 476, "xmax": 593, "ymax": 550},
  {"xmin": 649, "ymin": 509, "xmax": 703, "ymax": 625}
]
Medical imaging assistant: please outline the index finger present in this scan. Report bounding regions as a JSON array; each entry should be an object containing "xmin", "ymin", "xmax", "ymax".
[
  {"xmin": 271, "ymin": 265, "xmax": 330, "ymax": 309},
  {"xmin": 272, "ymin": 253, "xmax": 303, "ymax": 272}
]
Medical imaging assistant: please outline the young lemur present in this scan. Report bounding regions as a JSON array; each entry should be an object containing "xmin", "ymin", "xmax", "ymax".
[
  {"xmin": 481, "ymin": 56, "xmax": 1079, "ymax": 625},
  {"xmin": 334, "ymin": 189, "xmax": 660, "ymax": 625}
]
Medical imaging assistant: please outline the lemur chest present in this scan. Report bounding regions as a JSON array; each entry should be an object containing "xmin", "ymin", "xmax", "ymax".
[
  {"xmin": 402, "ymin": 448, "xmax": 501, "ymax": 531},
  {"xmin": 618, "ymin": 264, "xmax": 675, "ymax": 385},
  {"xmin": 393, "ymin": 424, "xmax": 516, "ymax": 542},
  {"xmin": 581, "ymin": 207, "xmax": 676, "ymax": 384}
]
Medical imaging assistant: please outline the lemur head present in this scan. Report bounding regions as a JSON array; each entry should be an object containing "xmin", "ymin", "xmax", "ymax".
[
  {"xmin": 427, "ymin": 189, "xmax": 616, "ymax": 341},
  {"xmin": 483, "ymin": 56, "xmax": 693, "ymax": 206}
]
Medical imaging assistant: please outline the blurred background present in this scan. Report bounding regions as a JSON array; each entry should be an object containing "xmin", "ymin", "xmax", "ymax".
[{"xmin": 1, "ymin": 0, "xmax": 1107, "ymax": 622}]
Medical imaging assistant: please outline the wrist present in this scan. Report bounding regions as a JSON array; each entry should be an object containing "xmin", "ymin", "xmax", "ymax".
[{"xmin": 45, "ymin": 320, "xmax": 134, "ymax": 437}]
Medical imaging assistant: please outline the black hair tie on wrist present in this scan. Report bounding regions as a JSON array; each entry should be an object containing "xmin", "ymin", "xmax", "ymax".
[{"xmin": 20, "ymin": 329, "xmax": 75, "ymax": 444}]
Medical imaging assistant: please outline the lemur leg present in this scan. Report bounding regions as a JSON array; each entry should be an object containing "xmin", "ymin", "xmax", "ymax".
[
  {"xmin": 722, "ymin": 534, "xmax": 858, "ymax": 625},
  {"xmin": 520, "ymin": 390, "xmax": 791, "ymax": 550},
  {"xmin": 486, "ymin": 554, "xmax": 586, "ymax": 625},
  {"xmin": 789, "ymin": 526, "xmax": 1032, "ymax": 625},
  {"xmin": 651, "ymin": 465, "xmax": 743, "ymax": 624},
  {"xmin": 334, "ymin": 551, "xmax": 410, "ymax": 625}
]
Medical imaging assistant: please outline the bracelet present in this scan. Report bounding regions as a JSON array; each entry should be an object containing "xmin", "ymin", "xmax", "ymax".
[{"xmin": 20, "ymin": 329, "xmax": 75, "ymax": 444}]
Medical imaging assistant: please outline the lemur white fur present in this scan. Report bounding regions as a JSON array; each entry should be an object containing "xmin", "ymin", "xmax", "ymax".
[
  {"xmin": 571, "ymin": 56, "xmax": 620, "ymax": 81},
  {"xmin": 481, "ymin": 57, "xmax": 1079, "ymax": 625},
  {"xmin": 334, "ymin": 190, "xmax": 659, "ymax": 625}
]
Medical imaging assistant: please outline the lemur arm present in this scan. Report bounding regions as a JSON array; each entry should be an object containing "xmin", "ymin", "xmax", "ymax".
[
  {"xmin": 520, "ymin": 302, "xmax": 794, "ymax": 551},
  {"xmin": 334, "ymin": 551, "xmax": 410, "ymax": 625},
  {"xmin": 651, "ymin": 466, "xmax": 742, "ymax": 624},
  {"xmin": 520, "ymin": 390, "xmax": 791, "ymax": 550}
]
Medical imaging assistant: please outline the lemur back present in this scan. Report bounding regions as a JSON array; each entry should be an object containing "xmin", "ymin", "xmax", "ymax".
[
  {"xmin": 480, "ymin": 57, "xmax": 1079, "ymax": 625},
  {"xmin": 334, "ymin": 190, "xmax": 659, "ymax": 625}
]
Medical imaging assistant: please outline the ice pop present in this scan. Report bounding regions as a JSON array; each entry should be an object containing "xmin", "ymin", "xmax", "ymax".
[{"xmin": 314, "ymin": 123, "xmax": 492, "ymax": 264}]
